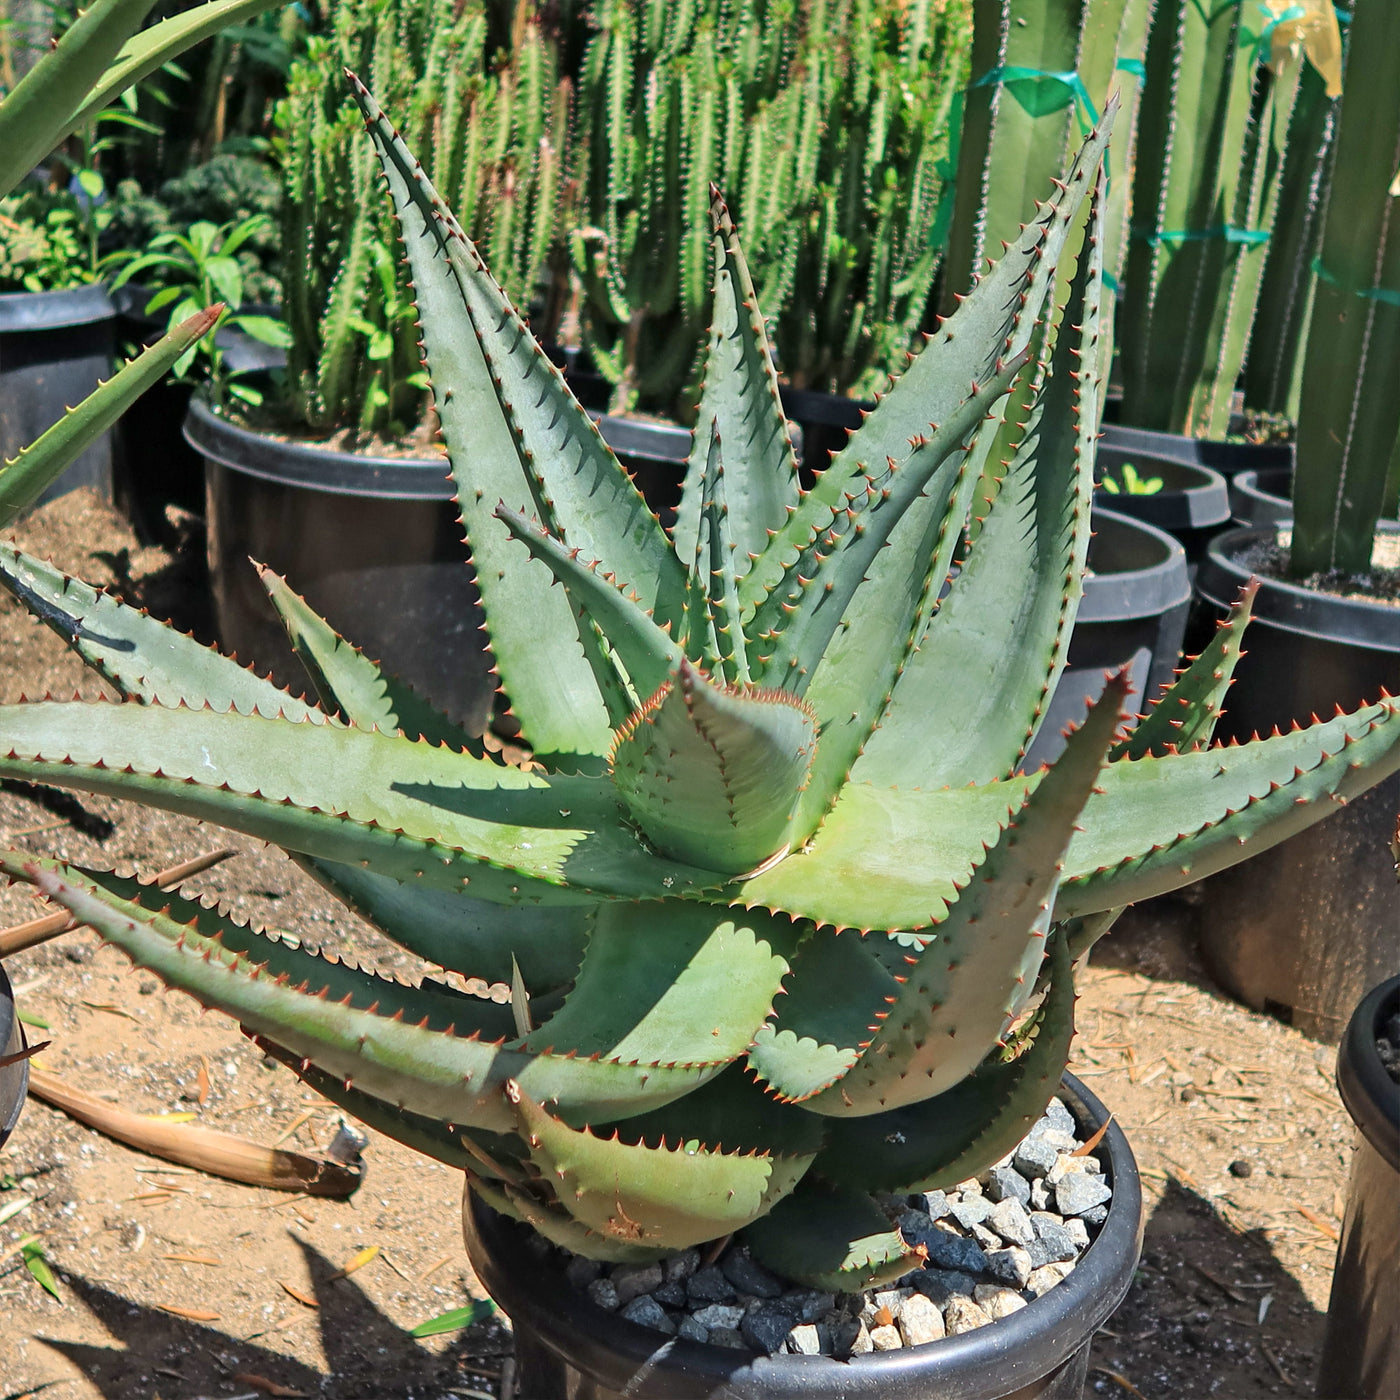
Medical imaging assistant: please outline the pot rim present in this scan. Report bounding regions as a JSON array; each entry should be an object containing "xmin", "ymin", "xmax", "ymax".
[
  {"xmin": 1098, "ymin": 424, "xmax": 1294, "ymax": 477},
  {"xmin": 0, "ymin": 283, "xmax": 114, "ymax": 332},
  {"xmin": 1337, "ymin": 976, "xmax": 1400, "ymax": 1173},
  {"xmin": 1081, "ymin": 508, "xmax": 1192, "ymax": 623},
  {"xmin": 1197, "ymin": 525, "xmax": 1400, "ymax": 652},
  {"xmin": 1092, "ymin": 453, "xmax": 1231, "ymax": 532},
  {"xmin": 462, "ymin": 1072, "xmax": 1144, "ymax": 1400},
  {"xmin": 1, "ymin": 961, "xmax": 29, "ymax": 1151}
]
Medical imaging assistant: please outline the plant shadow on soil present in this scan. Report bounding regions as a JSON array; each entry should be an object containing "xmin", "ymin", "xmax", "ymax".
[
  {"xmin": 1089, "ymin": 1176, "xmax": 1324, "ymax": 1399},
  {"xmin": 32, "ymin": 1235, "xmax": 509, "ymax": 1399}
]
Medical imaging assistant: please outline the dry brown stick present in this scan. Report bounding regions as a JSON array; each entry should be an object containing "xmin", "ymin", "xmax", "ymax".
[
  {"xmin": 0, "ymin": 847, "xmax": 239, "ymax": 959},
  {"xmin": 26, "ymin": 1067, "xmax": 364, "ymax": 1197}
]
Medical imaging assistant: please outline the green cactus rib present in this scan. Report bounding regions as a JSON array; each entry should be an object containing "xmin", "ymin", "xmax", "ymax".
[
  {"xmin": 1112, "ymin": 580, "xmax": 1258, "ymax": 761},
  {"xmin": 0, "ymin": 701, "xmax": 725, "ymax": 904},
  {"xmin": 507, "ymin": 1079, "xmax": 816, "ymax": 1250},
  {"xmin": 0, "ymin": 854, "xmax": 747, "ymax": 1133},
  {"xmin": 469, "ymin": 1175, "xmax": 670, "ymax": 1265},
  {"xmin": 297, "ymin": 859, "xmax": 591, "ymax": 993},
  {"xmin": 609, "ymin": 660, "xmax": 818, "ymax": 874},
  {"xmin": 854, "ymin": 169, "xmax": 1105, "ymax": 790},
  {"xmin": 740, "ymin": 93, "xmax": 1118, "ymax": 615},
  {"xmin": 741, "ymin": 1180, "xmax": 925, "ymax": 1293},
  {"xmin": 0, "ymin": 544, "xmax": 316, "ymax": 720},
  {"xmin": 0, "ymin": 309, "xmax": 223, "ymax": 528},
  {"xmin": 672, "ymin": 188, "xmax": 800, "ymax": 576},
  {"xmin": 805, "ymin": 672, "xmax": 1126, "ymax": 1118},
  {"xmin": 349, "ymin": 74, "xmax": 686, "ymax": 763},
  {"xmin": 814, "ymin": 930, "xmax": 1074, "ymax": 1193},
  {"xmin": 736, "ymin": 698, "xmax": 1400, "ymax": 931},
  {"xmin": 255, "ymin": 565, "xmax": 478, "ymax": 751}
]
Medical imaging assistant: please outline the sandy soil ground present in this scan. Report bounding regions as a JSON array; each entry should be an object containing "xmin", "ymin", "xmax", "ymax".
[{"xmin": 0, "ymin": 491, "xmax": 1359, "ymax": 1400}]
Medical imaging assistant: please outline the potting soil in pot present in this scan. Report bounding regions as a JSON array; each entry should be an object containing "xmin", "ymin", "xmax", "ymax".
[{"xmin": 540, "ymin": 1095, "xmax": 1110, "ymax": 1358}]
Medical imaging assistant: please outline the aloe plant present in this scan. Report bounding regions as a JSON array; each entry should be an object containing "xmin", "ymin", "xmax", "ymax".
[
  {"xmin": 1289, "ymin": 0, "xmax": 1400, "ymax": 576},
  {"xmin": 1, "ymin": 88, "xmax": 1397, "ymax": 1290},
  {"xmin": 1117, "ymin": 0, "xmax": 1307, "ymax": 437}
]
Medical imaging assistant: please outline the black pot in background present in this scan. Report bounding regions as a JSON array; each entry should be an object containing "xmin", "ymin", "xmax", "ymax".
[
  {"xmin": 592, "ymin": 413, "xmax": 691, "ymax": 529},
  {"xmin": 463, "ymin": 1074, "xmax": 1143, "ymax": 1400},
  {"xmin": 1317, "ymin": 976, "xmax": 1400, "ymax": 1400},
  {"xmin": 1228, "ymin": 466, "xmax": 1294, "ymax": 529},
  {"xmin": 1, "ymin": 961, "xmax": 27, "ymax": 1152},
  {"xmin": 1021, "ymin": 508, "xmax": 1191, "ymax": 772},
  {"xmin": 0, "ymin": 285, "xmax": 114, "ymax": 507},
  {"xmin": 187, "ymin": 399, "xmax": 496, "ymax": 737},
  {"xmin": 1192, "ymin": 525, "xmax": 1400, "ymax": 1040},
  {"xmin": 779, "ymin": 384, "xmax": 869, "ymax": 483},
  {"xmin": 1098, "ymin": 423, "xmax": 1293, "ymax": 480},
  {"xmin": 1093, "ymin": 449, "xmax": 1230, "ymax": 567},
  {"xmin": 113, "ymin": 286, "xmax": 286, "ymax": 541}
]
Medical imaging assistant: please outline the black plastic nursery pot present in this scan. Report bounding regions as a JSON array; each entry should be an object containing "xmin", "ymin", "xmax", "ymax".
[
  {"xmin": 1227, "ymin": 467, "xmax": 1294, "ymax": 529},
  {"xmin": 1092, "ymin": 447, "xmax": 1230, "ymax": 566},
  {"xmin": 463, "ymin": 1074, "xmax": 1143, "ymax": 1400},
  {"xmin": 1020, "ymin": 508, "xmax": 1191, "ymax": 772},
  {"xmin": 1192, "ymin": 525, "xmax": 1400, "ymax": 1040},
  {"xmin": 593, "ymin": 413, "xmax": 692, "ymax": 528},
  {"xmin": 1, "ymin": 961, "xmax": 28, "ymax": 1153},
  {"xmin": 1316, "ymin": 976, "xmax": 1400, "ymax": 1399},
  {"xmin": 0, "ymin": 285, "xmax": 115, "ymax": 507},
  {"xmin": 187, "ymin": 398, "xmax": 497, "ymax": 736},
  {"xmin": 778, "ymin": 384, "xmax": 869, "ymax": 483},
  {"xmin": 1097, "ymin": 422, "xmax": 1293, "ymax": 481}
]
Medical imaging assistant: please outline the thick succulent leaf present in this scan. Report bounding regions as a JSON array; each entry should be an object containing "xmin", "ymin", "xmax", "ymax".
[
  {"xmin": 0, "ymin": 544, "xmax": 316, "ymax": 719},
  {"xmin": 61, "ymin": 0, "xmax": 279, "ymax": 144},
  {"xmin": 746, "ymin": 931, "xmax": 899, "ymax": 1103},
  {"xmin": 493, "ymin": 506, "xmax": 681, "ymax": 703},
  {"xmin": 748, "ymin": 353, "xmax": 1031, "ymax": 700},
  {"xmin": 0, "ymin": 309, "xmax": 222, "ymax": 527},
  {"xmin": 1111, "ymin": 580, "xmax": 1257, "ymax": 760},
  {"xmin": 734, "ymin": 699, "xmax": 1400, "ymax": 930},
  {"xmin": 0, "ymin": 701, "xmax": 726, "ymax": 904},
  {"xmin": 507, "ymin": 1081, "xmax": 815, "ymax": 1250},
  {"xmin": 804, "ymin": 675, "xmax": 1124, "ymax": 1118},
  {"xmin": 852, "ymin": 173, "xmax": 1105, "ymax": 789},
  {"xmin": 1062, "ymin": 699, "xmax": 1400, "ymax": 914},
  {"xmin": 1, "ymin": 853, "xmax": 727, "ymax": 1133},
  {"xmin": 256, "ymin": 1038, "xmax": 529, "ymax": 1178},
  {"xmin": 297, "ymin": 858, "xmax": 590, "ymax": 991},
  {"xmin": 684, "ymin": 427, "xmax": 750, "ymax": 685},
  {"xmin": 350, "ymin": 76, "xmax": 684, "ymax": 762},
  {"xmin": 742, "ymin": 1181, "xmax": 923, "ymax": 1292},
  {"xmin": 468, "ymin": 1177, "xmax": 670, "ymax": 1265},
  {"xmin": 740, "ymin": 96, "xmax": 1118, "ymax": 614},
  {"xmin": 673, "ymin": 189, "xmax": 799, "ymax": 576},
  {"xmin": 256, "ymin": 565, "xmax": 478, "ymax": 749},
  {"xmin": 524, "ymin": 901, "xmax": 804, "ymax": 1074},
  {"xmin": 814, "ymin": 933, "xmax": 1075, "ymax": 1193},
  {"xmin": 610, "ymin": 660, "xmax": 817, "ymax": 874}
]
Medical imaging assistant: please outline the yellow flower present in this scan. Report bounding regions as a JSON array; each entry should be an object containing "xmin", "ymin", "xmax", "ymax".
[{"xmin": 1259, "ymin": 0, "xmax": 1343, "ymax": 97}]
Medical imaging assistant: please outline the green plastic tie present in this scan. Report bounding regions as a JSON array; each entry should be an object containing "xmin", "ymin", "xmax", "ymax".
[
  {"xmin": 968, "ymin": 65, "xmax": 1101, "ymax": 134},
  {"xmin": 1113, "ymin": 58, "xmax": 1147, "ymax": 81},
  {"xmin": 1133, "ymin": 223, "xmax": 1271, "ymax": 248},
  {"xmin": 1311, "ymin": 256, "xmax": 1400, "ymax": 308}
]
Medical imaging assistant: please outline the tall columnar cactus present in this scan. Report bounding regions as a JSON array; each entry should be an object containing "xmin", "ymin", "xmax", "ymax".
[
  {"xmin": 1241, "ymin": 54, "xmax": 1342, "ymax": 420},
  {"xmin": 1117, "ymin": 0, "xmax": 1304, "ymax": 438},
  {"xmin": 278, "ymin": 0, "xmax": 576, "ymax": 439},
  {"xmin": 1, "ymin": 90, "xmax": 1397, "ymax": 1285},
  {"xmin": 571, "ymin": 0, "xmax": 970, "ymax": 416},
  {"xmin": 940, "ymin": 0, "xmax": 1151, "ymax": 315},
  {"xmin": 1289, "ymin": 0, "xmax": 1400, "ymax": 577}
]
